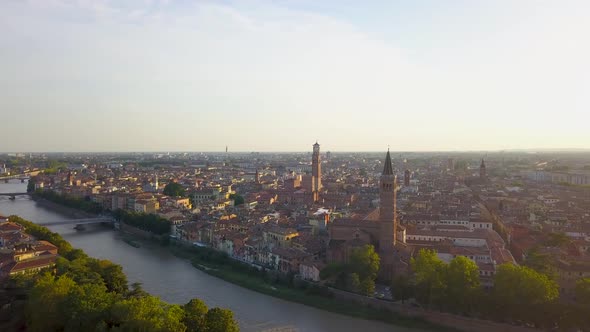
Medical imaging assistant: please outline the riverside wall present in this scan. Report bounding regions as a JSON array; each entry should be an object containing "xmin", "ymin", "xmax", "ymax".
[
  {"xmin": 33, "ymin": 198, "xmax": 97, "ymax": 219},
  {"xmin": 328, "ymin": 287, "xmax": 538, "ymax": 332}
]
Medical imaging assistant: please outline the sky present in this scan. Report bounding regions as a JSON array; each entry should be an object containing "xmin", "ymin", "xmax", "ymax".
[{"xmin": 1, "ymin": 0, "xmax": 589, "ymax": 152}]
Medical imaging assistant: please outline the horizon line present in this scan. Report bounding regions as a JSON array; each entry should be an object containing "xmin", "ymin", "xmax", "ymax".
[{"xmin": 2, "ymin": 148, "xmax": 590, "ymax": 154}]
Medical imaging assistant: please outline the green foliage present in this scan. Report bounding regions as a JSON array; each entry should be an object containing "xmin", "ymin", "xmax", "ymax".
[
  {"xmin": 63, "ymin": 282, "xmax": 118, "ymax": 331},
  {"xmin": 346, "ymin": 273, "xmax": 361, "ymax": 293},
  {"xmin": 113, "ymin": 209, "xmax": 171, "ymax": 235},
  {"xmin": 410, "ymin": 250, "xmax": 482, "ymax": 313},
  {"xmin": 524, "ymin": 248, "xmax": 557, "ymax": 278},
  {"xmin": 409, "ymin": 250, "xmax": 561, "ymax": 325},
  {"xmin": 88, "ymin": 259, "xmax": 129, "ymax": 294},
  {"xmin": 575, "ymin": 278, "xmax": 590, "ymax": 305},
  {"xmin": 44, "ymin": 160, "xmax": 67, "ymax": 174},
  {"xmin": 27, "ymin": 178, "xmax": 36, "ymax": 193},
  {"xmin": 112, "ymin": 295, "xmax": 187, "ymax": 332},
  {"xmin": 492, "ymin": 264, "xmax": 559, "ymax": 324},
  {"xmin": 33, "ymin": 190, "xmax": 103, "ymax": 214},
  {"xmin": 359, "ymin": 277, "xmax": 375, "ymax": 297},
  {"xmin": 446, "ymin": 256, "xmax": 480, "ymax": 313},
  {"xmin": 411, "ymin": 249, "xmax": 447, "ymax": 309},
  {"xmin": 127, "ymin": 282, "xmax": 149, "ymax": 299},
  {"xmin": 349, "ymin": 245, "xmax": 380, "ymax": 280},
  {"xmin": 183, "ymin": 299, "xmax": 208, "ymax": 332},
  {"xmin": 10, "ymin": 216, "xmax": 239, "ymax": 332},
  {"xmin": 229, "ymin": 193, "xmax": 245, "ymax": 206},
  {"xmin": 390, "ymin": 274, "xmax": 413, "ymax": 304},
  {"xmin": 164, "ymin": 181, "xmax": 186, "ymax": 197},
  {"xmin": 205, "ymin": 308, "xmax": 239, "ymax": 332},
  {"xmin": 26, "ymin": 274, "xmax": 78, "ymax": 332},
  {"xmin": 320, "ymin": 245, "xmax": 380, "ymax": 295}
]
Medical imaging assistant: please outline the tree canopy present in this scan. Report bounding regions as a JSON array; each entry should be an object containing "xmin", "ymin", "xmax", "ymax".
[
  {"xmin": 164, "ymin": 181, "xmax": 186, "ymax": 197},
  {"xmin": 9, "ymin": 216, "xmax": 239, "ymax": 332},
  {"xmin": 229, "ymin": 193, "xmax": 245, "ymax": 206},
  {"xmin": 320, "ymin": 245, "xmax": 380, "ymax": 295},
  {"xmin": 491, "ymin": 264, "xmax": 559, "ymax": 324},
  {"xmin": 113, "ymin": 209, "xmax": 171, "ymax": 235}
]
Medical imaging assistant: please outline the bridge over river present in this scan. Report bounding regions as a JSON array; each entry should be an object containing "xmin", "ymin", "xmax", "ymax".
[
  {"xmin": 0, "ymin": 192, "xmax": 28, "ymax": 196},
  {"xmin": 41, "ymin": 217, "xmax": 115, "ymax": 227}
]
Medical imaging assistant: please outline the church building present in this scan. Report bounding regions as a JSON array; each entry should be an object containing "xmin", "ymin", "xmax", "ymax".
[{"xmin": 327, "ymin": 150, "xmax": 408, "ymax": 280}]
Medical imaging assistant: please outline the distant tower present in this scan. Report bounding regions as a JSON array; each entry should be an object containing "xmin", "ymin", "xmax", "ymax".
[
  {"xmin": 404, "ymin": 169, "xmax": 410, "ymax": 187},
  {"xmin": 379, "ymin": 149, "xmax": 397, "ymax": 250},
  {"xmin": 68, "ymin": 172, "xmax": 74, "ymax": 186},
  {"xmin": 480, "ymin": 159, "xmax": 487, "ymax": 179},
  {"xmin": 255, "ymin": 169, "xmax": 260, "ymax": 184},
  {"xmin": 312, "ymin": 142, "xmax": 322, "ymax": 202},
  {"xmin": 447, "ymin": 158, "xmax": 455, "ymax": 171},
  {"xmin": 154, "ymin": 174, "xmax": 159, "ymax": 190}
]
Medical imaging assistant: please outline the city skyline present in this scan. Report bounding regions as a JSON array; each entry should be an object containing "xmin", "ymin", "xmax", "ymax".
[{"xmin": 1, "ymin": 0, "xmax": 589, "ymax": 152}]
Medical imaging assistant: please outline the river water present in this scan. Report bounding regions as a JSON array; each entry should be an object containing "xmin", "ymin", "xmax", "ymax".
[{"xmin": 0, "ymin": 180, "xmax": 415, "ymax": 332}]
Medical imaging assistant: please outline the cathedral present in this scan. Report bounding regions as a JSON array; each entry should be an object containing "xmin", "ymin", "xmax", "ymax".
[{"xmin": 327, "ymin": 150, "xmax": 409, "ymax": 280}]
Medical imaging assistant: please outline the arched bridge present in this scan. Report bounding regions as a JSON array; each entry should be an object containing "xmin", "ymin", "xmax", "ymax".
[
  {"xmin": 40, "ymin": 217, "xmax": 116, "ymax": 227},
  {"xmin": 0, "ymin": 192, "xmax": 28, "ymax": 196}
]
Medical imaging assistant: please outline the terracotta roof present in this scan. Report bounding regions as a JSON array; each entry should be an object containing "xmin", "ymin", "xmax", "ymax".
[{"xmin": 2, "ymin": 254, "xmax": 57, "ymax": 274}]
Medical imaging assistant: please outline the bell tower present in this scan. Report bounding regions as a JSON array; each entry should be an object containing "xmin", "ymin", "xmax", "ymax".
[
  {"xmin": 312, "ymin": 142, "xmax": 322, "ymax": 202},
  {"xmin": 480, "ymin": 159, "xmax": 487, "ymax": 179},
  {"xmin": 379, "ymin": 149, "xmax": 397, "ymax": 250}
]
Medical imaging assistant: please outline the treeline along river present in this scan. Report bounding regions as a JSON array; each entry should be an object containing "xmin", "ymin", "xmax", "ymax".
[{"xmin": 0, "ymin": 180, "xmax": 415, "ymax": 332}]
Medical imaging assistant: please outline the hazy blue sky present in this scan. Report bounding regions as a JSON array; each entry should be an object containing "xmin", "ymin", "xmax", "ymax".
[{"xmin": 1, "ymin": 0, "xmax": 589, "ymax": 152}]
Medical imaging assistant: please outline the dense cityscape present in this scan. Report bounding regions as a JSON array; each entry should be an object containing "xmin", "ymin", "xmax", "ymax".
[
  {"xmin": 2, "ymin": 1, "xmax": 589, "ymax": 331},
  {"xmin": 1, "ymin": 147, "xmax": 590, "ymax": 330}
]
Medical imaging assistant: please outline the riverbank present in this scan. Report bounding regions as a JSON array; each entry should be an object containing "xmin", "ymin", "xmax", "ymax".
[
  {"xmin": 167, "ymin": 244, "xmax": 537, "ymax": 332},
  {"xmin": 2, "ymin": 215, "xmax": 240, "ymax": 331},
  {"xmin": 33, "ymin": 197, "xmax": 98, "ymax": 219},
  {"xmin": 26, "ymin": 200, "xmax": 532, "ymax": 332},
  {"xmin": 167, "ymin": 244, "xmax": 448, "ymax": 331}
]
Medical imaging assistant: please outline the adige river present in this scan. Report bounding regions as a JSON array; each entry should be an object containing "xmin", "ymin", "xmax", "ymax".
[{"xmin": 0, "ymin": 180, "xmax": 416, "ymax": 332}]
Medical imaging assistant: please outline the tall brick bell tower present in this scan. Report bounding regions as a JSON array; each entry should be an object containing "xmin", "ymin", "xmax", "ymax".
[
  {"xmin": 312, "ymin": 142, "xmax": 322, "ymax": 202},
  {"xmin": 379, "ymin": 149, "xmax": 397, "ymax": 251}
]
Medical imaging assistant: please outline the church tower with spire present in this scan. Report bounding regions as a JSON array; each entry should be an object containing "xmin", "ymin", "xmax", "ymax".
[{"xmin": 379, "ymin": 149, "xmax": 397, "ymax": 250}]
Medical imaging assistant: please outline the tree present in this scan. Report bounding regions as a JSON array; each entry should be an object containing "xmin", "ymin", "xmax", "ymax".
[
  {"xmin": 349, "ymin": 245, "xmax": 380, "ymax": 280},
  {"xmin": 575, "ymin": 278, "xmax": 590, "ymax": 305},
  {"xmin": 359, "ymin": 277, "xmax": 375, "ymax": 297},
  {"xmin": 27, "ymin": 178, "xmax": 36, "ymax": 192},
  {"xmin": 446, "ymin": 256, "xmax": 480, "ymax": 313},
  {"xmin": 111, "ymin": 295, "xmax": 187, "ymax": 332},
  {"xmin": 229, "ymin": 194, "xmax": 245, "ymax": 206},
  {"xmin": 492, "ymin": 264, "xmax": 559, "ymax": 325},
  {"xmin": 89, "ymin": 259, "xmax": 129, "ymax": 294},
  {"xmin": 411, "ymin": 249, "xmax": 447, "ymax": 309},
  {"xmin": 183, "ymin": 298, "xmax": 208, "ymax": 332},
  {"xmin": 391, "ymin": 274, "xmax": 413, "ymax": 304},
  {"xmin": 128, "ymin": 282, "xmax": 148, "ymax": 298},
  {"xmin": 524, "ymin": 248, "xmax": 557, "ymax": 279},
  {"xmin": 63, "ymin": 283, "xmax": 117, "ymax": 331},
  {"xmin": 26, "ymin": 274, "xmax": 78, "ymax": 332},
  {"xmin": 164, "ymin": 181, "xmax": 186, "ymax": 197},
  {"xmin": 205, "ymin": 308, "xmax": 239, "ymax": 332},
  {"xmin": 346, "ymin": 273, "xmax": 361, "ymax": 293}
]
